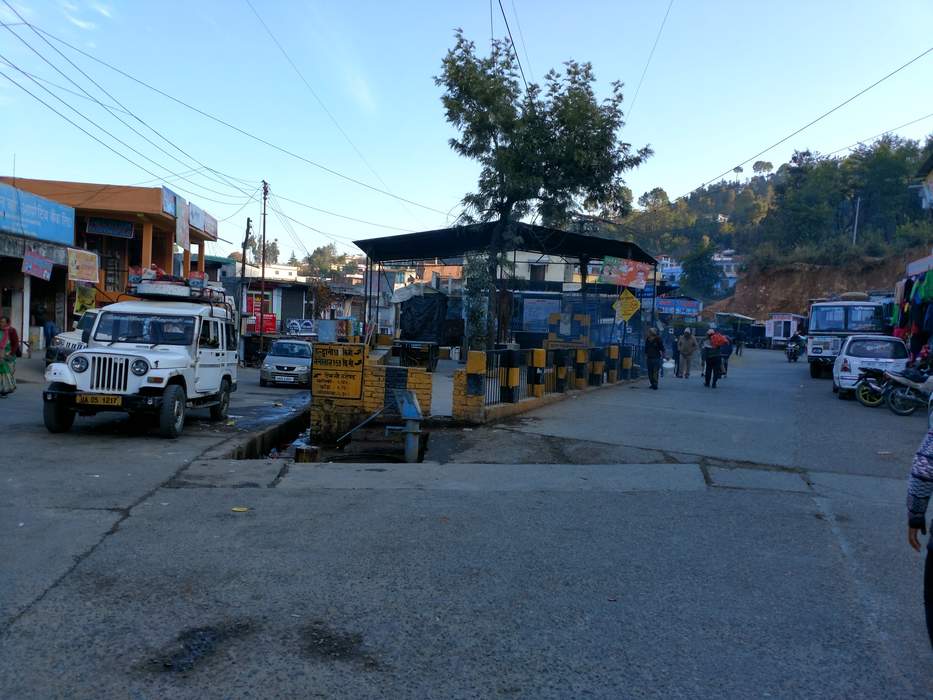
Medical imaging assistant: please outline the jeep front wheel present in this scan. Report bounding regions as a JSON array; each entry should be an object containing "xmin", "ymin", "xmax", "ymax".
[
  {"xmin": 43, "ymin": 397, "xmax": 75, "ymax": 433},
  {"xmin": 159, "ymin": 385, "xmax": 187, "ymax": 439},
  {"xmin": 210, "ymin": 379, "xmax": 231, "ymax": 421}
]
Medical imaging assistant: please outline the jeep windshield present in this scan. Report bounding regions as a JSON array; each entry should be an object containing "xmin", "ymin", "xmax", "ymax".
[
  {"xmin": 93, "ymin": 312, "xmax": 196, "ymax": 346},
  {"xmin": 76, "ymin": 311, "xmax": 98, "ymax": 331},
  {"xmin": 810, "ymin": 305, "xmax": 884, "ymax": 333}
]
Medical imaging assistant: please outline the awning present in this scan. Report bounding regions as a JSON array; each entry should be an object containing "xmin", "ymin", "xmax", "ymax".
[{"xmin": 354, "ymin": 221, "xmax": 656, "ymax": 265}]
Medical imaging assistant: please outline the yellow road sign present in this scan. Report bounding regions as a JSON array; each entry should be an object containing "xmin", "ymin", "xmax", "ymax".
[{"xmin": 613, "ymin": 290, "xmax": 641, "ymax": 322}]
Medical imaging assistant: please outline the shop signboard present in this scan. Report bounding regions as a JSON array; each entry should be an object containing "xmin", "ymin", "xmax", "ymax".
[
  {"xmin": 522, "ymin": 297, "xmax": 560, "ymax": 331},
  {"xmin": 86, "ymin": 217, "xmax": 135, "ymax": 239},
  {"xmin": 161, "ymin": 186, "xmax": 177, "ymax": 217},
  {"xmin": 67, "ymin": 248, "xmax": 99, "ymax": 284},
  {"xmin": 312, "ymin": 343, "xmax": 365, "ymax": 399},
  {"xmin": 188, "ymin": 202, "xmax": 205, "ymax": 231},
  {"xmin": 175, "ymin": 195, "xmax": 189, "ymax": 250},
  {"xmin": 203, "ymin": 213, "xmax": 218, "ymax": 240},
  {"xmin": 0, "ymin": 182, "xmax": 74, "ymax": 245},
  {"xmin": 74, "ymin": 284, "xmax": 96, "ymax": 314},
  {"xmin": 656, "ymin": 297, "xmax": 702, "ymax": 317},
  {"xmin": 598, "ymin": 256, "xmax": 653, "ymax": 289},
  {"xmin": 22, "ymin": 249, "xmax": 53, "ymax": 281}
]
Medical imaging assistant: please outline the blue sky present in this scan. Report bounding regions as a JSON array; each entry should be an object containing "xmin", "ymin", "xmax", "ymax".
[{"xmin": 1, "ymin": 0, "xmax": 931, "ymax": 259}]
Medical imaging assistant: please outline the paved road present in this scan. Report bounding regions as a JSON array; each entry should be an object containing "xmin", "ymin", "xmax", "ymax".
[
  {"xmin": 1, "ymin": 350, "xmax": 930, "ymax": 698},
  {"xmin": 0, "ymin": 360, "xmax": 308, "ymax": 626},
  {"xmin": 490, "ymin": 348, "xmax": 924, "ymax": 477}
]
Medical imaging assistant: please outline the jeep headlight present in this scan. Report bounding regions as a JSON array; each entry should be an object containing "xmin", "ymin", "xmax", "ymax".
[
  {"xmin": 130, "ymin": 359, "xmax": 149, "ymax": 376},
  {"xmin": 52, "ymin": 336, "xmax": 64, "ymax": 348},
  {"xmin": 70, "ymin": 355, "xmax": 88, "ymax": 373}
]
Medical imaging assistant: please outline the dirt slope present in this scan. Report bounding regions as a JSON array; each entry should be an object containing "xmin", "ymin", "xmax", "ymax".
[{"xmin": 706, "ymin": 247, "xmax": 928, "ymax": 318}]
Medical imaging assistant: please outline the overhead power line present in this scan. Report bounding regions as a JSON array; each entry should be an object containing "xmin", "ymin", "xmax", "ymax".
[
  {"xmin": 272, "ymin": 193, "xmax": 414, "ymax": 232},
  {"xmin": 497, "ymin": 0, "xmax": 527, "ymax": 89},
  {"xmin": 689, "ymin": 44, "xmax": 933, "ymax": 195},
  {"xmin": 1, "ymin": 1, "xmax": 251, "ymax": 200},
  {"xmin": 0, "ymin": 66, "xmax": 251, "ymax": 208},
  {"xmin": 243, "ymin": 0, "xmax": 422, "ymax": 226},
  {"xmin": 826, "ymin": 111, "xmax": 933, "ymax": 156},
  {"xmin": 10, "ymin": 22, "xmax": 446, "ymax": 215},
  {"xmin": 625, "ymin": 0, "xmax": 674, "ymax": 127},
  {"xmin": 509, "ymin": 0, "xmax": 534, "ymax": 81},
  {"xmin": 0, "ymin": 53, "xmax": 249, "ymax": 206}
]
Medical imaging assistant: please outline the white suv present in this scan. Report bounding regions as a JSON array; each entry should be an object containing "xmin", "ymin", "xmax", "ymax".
[{"xmin": 43, "ymin": 297, "xmax": 238, "ymax": 438}]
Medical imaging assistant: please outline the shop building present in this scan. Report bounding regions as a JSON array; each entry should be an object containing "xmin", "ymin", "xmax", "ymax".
[
  {"xmin": 0, "ymin": 182, "xmax": 75, "ymax": 353},
  {"xmin": 0, "ymin": 177, "xmax": 218, "ymax": 340}
]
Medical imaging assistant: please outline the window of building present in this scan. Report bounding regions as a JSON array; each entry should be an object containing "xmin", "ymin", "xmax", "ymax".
[{"xmin": 529, "ymin": 264, "xmax": 547, "ymax": 282}]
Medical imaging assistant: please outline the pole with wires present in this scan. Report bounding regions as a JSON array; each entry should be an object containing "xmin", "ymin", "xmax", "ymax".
[
  {"xmin": 259, "ymin": 180, "xmax": 269, "ymax": 353},
  {"xmin": 238, "ymin": 216, "xmax": 251, "ymax": 328}
]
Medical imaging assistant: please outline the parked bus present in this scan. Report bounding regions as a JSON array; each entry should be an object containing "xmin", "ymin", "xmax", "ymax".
[{"xmin": 806, "ymin": 296, "xmax": 886, "ymax": 378}]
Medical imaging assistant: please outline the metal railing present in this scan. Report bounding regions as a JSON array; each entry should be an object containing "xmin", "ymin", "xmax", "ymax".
[{"xmin": 484, "ymin": 349, "xmax": 506, "ymax": 406}]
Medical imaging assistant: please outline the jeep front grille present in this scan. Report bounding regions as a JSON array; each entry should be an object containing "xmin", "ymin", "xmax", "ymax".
[{"xmin": 89, "ymin": 355, "xmax": 130, "ymax": 393}]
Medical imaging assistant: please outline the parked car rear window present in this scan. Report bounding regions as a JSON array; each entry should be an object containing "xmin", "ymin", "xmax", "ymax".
[
  {"xmin": 269, "ymin": 341, "xmax": 311, "ymax": 358},
  {"xmin": 846, "ymin": 339, "xmax": 907, "ymax": 359}
]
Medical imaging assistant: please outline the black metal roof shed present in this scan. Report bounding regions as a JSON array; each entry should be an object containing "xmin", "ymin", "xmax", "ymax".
[{"xmin": 353, "ymin": 221, "xmax": 656, "ymax": 265}]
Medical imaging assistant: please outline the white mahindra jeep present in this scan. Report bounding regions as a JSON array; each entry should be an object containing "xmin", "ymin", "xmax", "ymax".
[{"xmin": 43, "ymin": 293, "xmax": 238, "ymax": 439}]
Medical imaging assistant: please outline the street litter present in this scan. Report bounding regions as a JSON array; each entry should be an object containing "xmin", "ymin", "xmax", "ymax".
[
  {"xmin": 273, "ymin": 402, "xmax": 284, "ymax": 407},
  {"xmin": 225, "ymin": 419, "xmax": 236, "ymax": 426},
  {"xmin": 231, "ymin": 506, "xmax": 250, "ymax": 513},
  {"xmin": 877, "ymin": 451, "xmax": 892, "ymax": 455}
]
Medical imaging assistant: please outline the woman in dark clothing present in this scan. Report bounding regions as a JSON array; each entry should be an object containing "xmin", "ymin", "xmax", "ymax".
[{"xmin": 644, "ymin": 328, "xmax": 665, "ymax": 391}]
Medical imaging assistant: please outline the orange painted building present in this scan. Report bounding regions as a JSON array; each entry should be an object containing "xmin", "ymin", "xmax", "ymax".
[{"xmin": 0, "ymin": 177, "xmax": 217, "ymax": 308}]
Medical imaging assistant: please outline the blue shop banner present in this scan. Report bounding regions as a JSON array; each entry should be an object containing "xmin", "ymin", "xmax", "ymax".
[{"xmin": 0, "ymin": 182, "xmax": 74, "ymax": 245}]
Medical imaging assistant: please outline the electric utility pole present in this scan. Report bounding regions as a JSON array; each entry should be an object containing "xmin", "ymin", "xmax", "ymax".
[
  {"xmin": 259, "ymin": 180, "xmax": 269, "ymax": 351},
  {"xmin": 238, "ymin": 217, "xmax": 251, "ymax": 317}
]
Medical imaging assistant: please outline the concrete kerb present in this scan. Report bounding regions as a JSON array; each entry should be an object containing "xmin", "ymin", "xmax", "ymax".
[{"xmin": 474, "ymin": 373, "xmax": 646, "ymax": 425}]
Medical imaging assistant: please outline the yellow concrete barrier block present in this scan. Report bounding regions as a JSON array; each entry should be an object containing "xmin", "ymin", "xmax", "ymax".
[
  {"xmin": 466, "ymin": 350, "xmax": 486, "ymax": 374},
  {"xmin": 533, "ymin": 384, "xmax": 544, "ymax": 398},
  {"xmin": 608, "ymin": 346, "xmax": 619, "ymax": 359},
  {"xmin": 532, "ymin": 348, "xmax": 546, "ymax": 367},
  {"xmin": 576, "ymin": 349, "xmax": 589, "ymax": 363},
  {"xmin": 622, "ymin": 357, "xmax": 633, "ymax": 369},
  {"xmin": 507, "ymin": 367, "xmax": 520, "ymax": 388}
]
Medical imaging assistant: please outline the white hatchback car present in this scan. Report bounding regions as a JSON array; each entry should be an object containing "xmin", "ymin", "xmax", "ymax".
[{"xmin": 832, "ymin": 334, "xmax": 908, "ymax": 396}]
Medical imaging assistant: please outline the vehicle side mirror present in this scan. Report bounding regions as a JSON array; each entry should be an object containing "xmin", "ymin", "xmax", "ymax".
[{"xmin": 81, "ymin": 329, "xmax": 91, "ymax": 344}]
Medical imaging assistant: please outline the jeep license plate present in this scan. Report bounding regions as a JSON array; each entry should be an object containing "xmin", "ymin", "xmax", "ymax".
[
  {"xmin": 274, "ymin": 375, "xmax": 296, "ymax": 383},
  {"xmin": 76, "ymin": 394, "xmax": 122, "ymax": 406}
]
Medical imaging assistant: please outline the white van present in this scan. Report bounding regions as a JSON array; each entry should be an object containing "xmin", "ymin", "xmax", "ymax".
[{"xmin": 43, "ymin": 289, "xmax": 238, "ymax": 438}]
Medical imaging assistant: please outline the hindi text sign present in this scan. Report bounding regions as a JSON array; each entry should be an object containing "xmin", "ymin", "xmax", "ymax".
[{"xmin": 312, "ymin": 343, "xmax": 365, "ymax": 399}]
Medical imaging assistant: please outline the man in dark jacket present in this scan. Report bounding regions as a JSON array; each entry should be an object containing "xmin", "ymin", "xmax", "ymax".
[{"xmin": 644, "ymin": 327, "xmax": 665, "ymax": 391}]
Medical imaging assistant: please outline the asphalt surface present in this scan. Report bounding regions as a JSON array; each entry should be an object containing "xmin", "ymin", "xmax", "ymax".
[{"xmin": 1, "ymin": 349, "xmax": 931, "ymax": 698}]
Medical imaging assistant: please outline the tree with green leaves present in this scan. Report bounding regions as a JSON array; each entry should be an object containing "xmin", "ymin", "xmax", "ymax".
[
  {"xmin": 287, "ymin": 250, "xmax": 299, "ymax": 266},
  {"xmin": 680, "ymin": 244, "xmax": 720, "ymax": 298},
  {"xmin": 752, "ymin": 160, "xmax": 773, "ymax": 176},
  {"xmin": 247, "ymin": 236, "xmax": 280, "ymax": 265},
  {"xmin": 436, "ymin": 30, "xmax": 651, "ymax": 347},
  {"xmin": 302, "ymin": 243, "xmax": 340, "ymax": 278}
]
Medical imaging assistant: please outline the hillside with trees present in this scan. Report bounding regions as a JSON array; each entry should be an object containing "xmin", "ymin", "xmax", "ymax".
[{"xmin": 596, "ymin": 134, "xmax": 933, "ymax": 299}]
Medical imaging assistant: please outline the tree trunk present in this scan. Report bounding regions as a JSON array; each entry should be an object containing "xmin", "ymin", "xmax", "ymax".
[{"xmin": 486, "ymin": 218, "xmax": 510, "ymax": 350}]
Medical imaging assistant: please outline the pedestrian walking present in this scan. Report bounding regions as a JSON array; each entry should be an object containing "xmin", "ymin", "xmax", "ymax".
[
  {"xmin": 702, "ymin": 329, "xmax": 726, "ymax": 388},
  {"xmin": 644, "ymin": 327, "xmax": 665, "ymax": 391},
  {"xmin": 721, "ymin": 335, "xmax": 734, "ymax": 377},
  {"xmin": 0, "ymin": 316, "xmax": 19, "ymax": 398},
  {"xmin": 672, "ymin": 331, "xmax": 682, "ymax": 377},
  {"xmin": 677, "ymin": 329, "xmax": 699, "ymax": 378},
  {"xmin": 907, "ymin": 427, "xmax": 933, "ymax": 648},
  {"xmin": 735, "ymin": 331, "xmax": 745, "ymax": 356}
]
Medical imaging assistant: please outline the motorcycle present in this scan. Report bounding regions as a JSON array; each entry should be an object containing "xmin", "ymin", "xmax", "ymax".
[
  {"xmin": 786, "ymin": 343, "xmax": 800, "ymax": 362},
  {"xmin": 884, "ymin": 367, "xmax": 933, "ymax": 416},
  {"xmin": 854, "ymin": 367, "xmax": 890, "ymax": 408}
]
